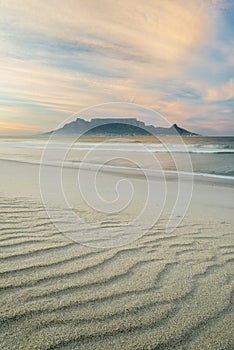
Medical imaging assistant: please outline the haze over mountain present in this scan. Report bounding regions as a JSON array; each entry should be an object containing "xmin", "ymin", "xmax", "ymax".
[{"xmin": 46, "ymin": 118, "xmax": 199, "ymax": 136}]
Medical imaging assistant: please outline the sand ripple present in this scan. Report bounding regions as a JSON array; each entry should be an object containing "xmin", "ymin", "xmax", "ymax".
[{"xmin": 0, "ymin": 197, "xmax": 233, "ymax": 350}]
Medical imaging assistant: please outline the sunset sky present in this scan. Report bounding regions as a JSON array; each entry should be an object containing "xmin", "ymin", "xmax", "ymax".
[{"xmin": 0, "ymin": 0, "xmax": 234, "ymax": 135}]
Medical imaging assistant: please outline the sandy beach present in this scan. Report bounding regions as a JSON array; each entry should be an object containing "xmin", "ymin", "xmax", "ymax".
[
  {"xmin": 1, "ymin": 0, "xmax": 234, "ymax": 348},
  {"xmin": 0, "ymin": 158, "xmax": 233, "ymax": 350}
]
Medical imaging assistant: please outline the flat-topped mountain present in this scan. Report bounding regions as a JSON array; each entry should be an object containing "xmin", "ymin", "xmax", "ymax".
[{"xmin": 46, "ymin": 118, "xmax": 199, "ymax": 136}]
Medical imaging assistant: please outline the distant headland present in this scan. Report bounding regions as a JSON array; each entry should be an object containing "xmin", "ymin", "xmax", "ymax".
[{"xmin": 45, "ymin": 118, "xmax": 199, "ymax": 136}]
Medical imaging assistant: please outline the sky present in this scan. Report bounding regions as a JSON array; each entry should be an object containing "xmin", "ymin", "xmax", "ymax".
[{"xmin": 0, "ymin": 0, "xmax": 234, "ymax": 135}]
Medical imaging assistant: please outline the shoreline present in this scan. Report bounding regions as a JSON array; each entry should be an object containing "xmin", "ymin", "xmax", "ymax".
[
  {"xmin": 0, "ymin": 158, "xmax": 233, "ymax": 227},
  {"xmin": 1, "ymin": 158, "xmax": 234, "ymax": 187}
]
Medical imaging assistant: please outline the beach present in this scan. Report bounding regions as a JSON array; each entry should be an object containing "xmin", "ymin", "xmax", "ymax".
[
  {"xmin": 1, "ymin": 0, "xmax": 234, "ymax": 348},
  {"xmin": 0, "ymin": 151, "xmax": 234, "ymax": 349}
]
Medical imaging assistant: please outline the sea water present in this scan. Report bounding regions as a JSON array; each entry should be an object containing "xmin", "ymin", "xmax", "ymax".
[{"xmin": 0, "ymin": 136, "xmax": 234, "ymax": 179}]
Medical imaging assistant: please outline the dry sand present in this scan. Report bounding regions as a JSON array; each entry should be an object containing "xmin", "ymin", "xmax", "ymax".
[{"xmin": 0, "ymin": 159, "xmax": 233, "ymax": 349}]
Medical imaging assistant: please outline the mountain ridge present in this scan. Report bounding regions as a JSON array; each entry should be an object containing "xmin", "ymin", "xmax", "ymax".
[{"xmin": 45, "ymin": 117, "xmax": 199, "ymax": 136}]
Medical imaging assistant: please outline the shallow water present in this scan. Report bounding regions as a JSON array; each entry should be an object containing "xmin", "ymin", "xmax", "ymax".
[{"xmin": 0, "ymin": 136, "xmax": 234, "ymax": 178}]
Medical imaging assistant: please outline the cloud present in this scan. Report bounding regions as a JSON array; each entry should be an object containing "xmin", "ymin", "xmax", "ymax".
[
  {"xmin": 0, "ymin": 0, "xmax": 233, "ymax": 134},
  {"xmin": 205, "ymin": 79, "xmax": 234, "ymax": 101},
  {"xmin": 1, "ymin": 0, "xmax": 211, "ymax": 62},
  {"xmin": 0, "ymin": 121, "xmax": 40, "ymax": 133},
  {"xmin": 0, "ymin": 0, "xmax": 213, "ymax": 89}
]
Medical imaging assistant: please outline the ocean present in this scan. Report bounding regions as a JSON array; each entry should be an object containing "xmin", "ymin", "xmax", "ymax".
[{"xmin": 0, "ymin": 136, "xmax": 234, "ymax": 179}]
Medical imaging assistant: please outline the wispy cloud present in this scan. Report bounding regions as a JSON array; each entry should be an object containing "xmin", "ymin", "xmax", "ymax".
[
  {"xmin": 0, "ymin": 0, "xmax": 233, "ymax": 134},
  {"xmin": 205, "ymin": 79, "xmax": 234, "ymax": 101}
]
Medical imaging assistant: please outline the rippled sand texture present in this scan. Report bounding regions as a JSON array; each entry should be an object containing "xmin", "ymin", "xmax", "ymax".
[{"xmin": 0, "ymin": 196, "xmax": 233, "ymax": 350}]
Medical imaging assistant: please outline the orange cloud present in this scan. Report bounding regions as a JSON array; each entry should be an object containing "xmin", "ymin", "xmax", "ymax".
[
  {"xmin": 205, "ymin": 79, "xmax": 234, "ymax": 102},
  {"xmin": 0, "ymin": 121, "xmax": 42, "ymax": 133},
  {"xmin": 0, "ymin": 0, "xmax": 223, "ymax": 134},
  {"xmin": 1, "ymin": 0, "xmax": 212, "ymax": 70}
]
